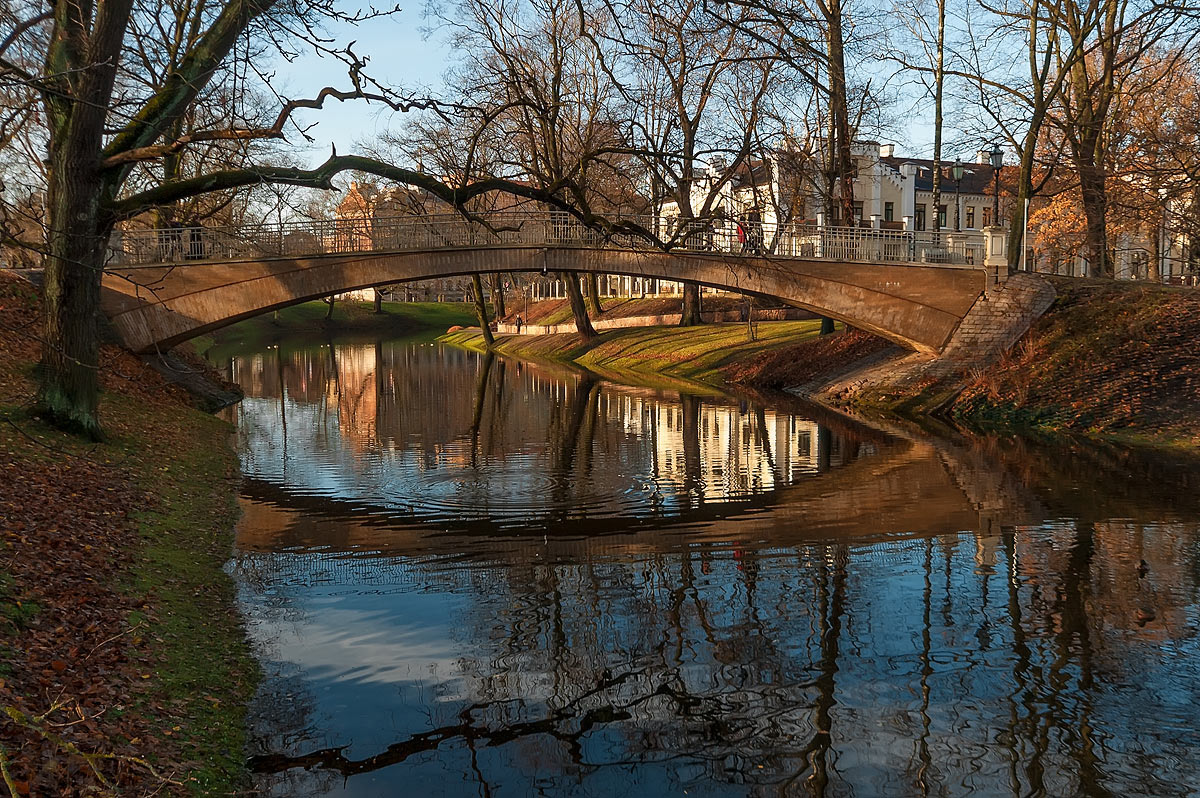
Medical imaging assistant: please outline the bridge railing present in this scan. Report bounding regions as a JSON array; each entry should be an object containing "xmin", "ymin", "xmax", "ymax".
[{"xmin": 111, "ymin": 210, "xmax": 986, "ymax": 268}]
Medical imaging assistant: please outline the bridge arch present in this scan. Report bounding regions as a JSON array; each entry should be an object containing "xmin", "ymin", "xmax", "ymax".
[{"xmin": 102, "ymin": 245, "xmax": 986, "ymax": 354}]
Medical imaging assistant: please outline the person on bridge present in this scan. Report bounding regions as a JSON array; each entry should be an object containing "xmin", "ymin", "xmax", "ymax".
[
  {"xmin": 748, "ymin": 209, "xmax": 764, "ymax": 255},
  {"xmin": 737, "ymin": 218, "xmax": 749, "ymax": 253}
]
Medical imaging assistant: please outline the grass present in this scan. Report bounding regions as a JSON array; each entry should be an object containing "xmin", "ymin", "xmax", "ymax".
[
  {"xmin": 0, "ymin": 573, "xmax": 39, "ymax": 638},
  {"xmin": 949, "ymin": 277, "xmax": 1200, "ymax": 448},
  {"xmin": 200, "ymin": 299, "xmax": 479, "ymax": 357},
  {"xmin": 443, "ymin": 319, "xmax": 825, "ymax": 387},
  {"xmin": 1, "ymin": 397, "xmax": 257, "ymax": 794},
  {"xmin": 2, "ymin": 266, "xmax": 258, "ymax": 793},
  {"xmin": 121, "ymin": 409, "xmax": 256, "ymax": 793}
]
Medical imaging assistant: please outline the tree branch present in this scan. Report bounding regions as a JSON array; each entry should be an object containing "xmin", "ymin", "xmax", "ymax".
[
  {"xmin": 106, "ymin": 153, "xmax": 578, "ymax": 220},
  {"xmin": 100, "ymin": 86, "xmax": 455, "ymax": 168}
]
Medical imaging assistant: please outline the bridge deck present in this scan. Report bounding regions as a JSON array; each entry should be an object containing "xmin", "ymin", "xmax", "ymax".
[
  {"xmin": 111, "ymin": 211, "xmax": 987, "ymax": 269},
  {"xmin": 102, "ymin": 212, "xmax": 990, "ymax": 355}
]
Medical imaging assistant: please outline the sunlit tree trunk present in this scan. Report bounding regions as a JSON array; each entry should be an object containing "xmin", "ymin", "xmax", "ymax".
[
  {"xmin": 680, "ymin": 284, "xmax": 702, "ymax": 326},
  {"xmin": 585, "ymin": 273, "xmax": 603, "ymax": 316},
  {"xmin": 931, "ymin": 0, "xmax": 946, "ymax": 236},
  {"xmin": 490, "ymin": 273, "xmax": 506, "ymax": 318},
  {"xmin": 562, "ymin": 272, "xmax": 597, "ymax": 338},
  {"xmin": 471, "ymin": 273, "xmax": 495, "ymax": 346}
]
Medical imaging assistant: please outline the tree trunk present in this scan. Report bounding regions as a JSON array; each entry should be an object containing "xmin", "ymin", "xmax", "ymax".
[
  {"xmin": 930, "ymin": 0, "xmax": 946, "ymax": 236},
  {"xmin": 37, "ymin": 166, "xmax": 108, "ymax": 439},
  {"xmin": 585, "ymin": 273, "xmax": 603, "ymax": 316},
  {"xmin": 820, "ymin": 316, "xmax": 836, "ymax": 335},
  {"xmin": 1078, "ymin": 159, "xmax": 1111, "ymax": 277},
  {"xmin": 325, "ymin": 294, "xmax": 336, "ymax": 320},
  {"xmin": 490, "ymin": 273, "xmax": 506, "ymax": 318},
  {"xmin": 36, "ymin": 0, "xmax": 133, "ymax": 439},
  {"xmin": 562, "ymin": 272, "xmax": 597, "ymax": 339},
  {"xmin": 1006, "ymin": 116, "xmax": 1044, "ymax": 271},
  {"xmin": 471, "ymin": 273, "xmax": 495, "ymax": 346},
  {"xmin": 680, "ymin": 283, "xmax": 702, "ymax": 326},
  {"xmin": 373, "ymin": 288, "xmax": 384, "ymax": 313},
  {"xmin": 826, "ymin": 0, "xmax": 856, "ymax": 225}
]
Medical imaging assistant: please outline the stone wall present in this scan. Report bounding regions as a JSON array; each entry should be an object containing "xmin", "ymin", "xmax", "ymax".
[
  {"xmin": 803, "ymin": 272, "xmax": 1057, "ymax": 405},
  {"xmin": 927, "ymin": 272, "xmax": 1057, "ymax": 377}
]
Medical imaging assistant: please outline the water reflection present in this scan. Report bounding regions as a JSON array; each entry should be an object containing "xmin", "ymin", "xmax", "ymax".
[
  {"xmin": 226, "ymin": 338, "xmax": 1200, "ymax": 797},
  {"xmin": 228, "ymin": 342, "xmax": 861, "ymax": 529}
]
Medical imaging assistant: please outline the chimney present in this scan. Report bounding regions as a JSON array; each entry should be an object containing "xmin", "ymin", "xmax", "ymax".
[
  {"xmin": 976, "ymin": 150, "xmax": 989, "ymax": 165},
  {"xmin": 899, "ymin": 162, "xmax": 917, "ymax": 178},
  {"xmin": 879, "ymin": 143, "xmax": 895, "ymax": 158}
]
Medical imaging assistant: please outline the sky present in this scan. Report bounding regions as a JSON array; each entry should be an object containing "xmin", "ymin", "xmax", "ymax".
[
  {"xmin": 271, "ymin": 9, "xmax": 454, "ymax": 167},
  {"xmin": 274, "ymin": 9, "xmax": 944, "ymax": 171}
]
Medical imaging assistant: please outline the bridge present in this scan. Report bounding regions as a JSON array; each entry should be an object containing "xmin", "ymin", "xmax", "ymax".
[{"xmin": 100, "ymin": 211, "xmax": 999, "ymax": 354}]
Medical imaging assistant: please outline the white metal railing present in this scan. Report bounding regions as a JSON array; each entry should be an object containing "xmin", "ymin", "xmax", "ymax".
[{"xmin": 110, "ymin": 210, "xmax": 987, "ymax": 268}]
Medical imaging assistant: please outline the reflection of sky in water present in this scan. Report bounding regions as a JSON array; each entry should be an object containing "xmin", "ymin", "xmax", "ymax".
[{"xmin": 228, "ymin": 339, "xmax": 1200, "ymax": 797}]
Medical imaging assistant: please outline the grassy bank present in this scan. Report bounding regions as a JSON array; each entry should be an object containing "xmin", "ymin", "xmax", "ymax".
[
  {"xmin": 498, "ymin": 294, "xmax": 788, "ymax": 327},
  {"xmin": 947, "ymin": 278, "xmax": 1200, "ymax": 448},
  {"xmin": 724, "ymin": 277, "xmax": 1200, "ymax": 450},
  {"xmin": 1, "ymin": 270, "xmax": 256, "ymax": 795},
  {"xmin": 199, "ymin": 298, "xmax": 478, "ymax": 356},
  {"xmin": 442, "ymin": 319, "xmax": 826, "ymax": 389}
]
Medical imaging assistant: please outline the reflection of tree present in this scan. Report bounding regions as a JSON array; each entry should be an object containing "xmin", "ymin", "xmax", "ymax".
[
  {"xmin": 469, "ymin": 351, "xmax": 495, "ymax": 466},
  {"xmin": 680, "ymin": 392, "xmax": 702, "ymax": 506}
]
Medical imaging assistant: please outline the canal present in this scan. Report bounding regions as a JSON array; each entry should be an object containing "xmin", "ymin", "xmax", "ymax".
[{"xmin": 221, "ymin": 335, "xmax": 1200, "ymax": 797}]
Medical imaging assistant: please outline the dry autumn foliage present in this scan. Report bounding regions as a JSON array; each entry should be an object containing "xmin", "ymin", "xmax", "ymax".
[{"xmin": 1, "ymin": 269, "xmax": 249, "ymax": 796}]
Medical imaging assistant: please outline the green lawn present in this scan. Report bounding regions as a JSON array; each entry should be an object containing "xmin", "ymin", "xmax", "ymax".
[
  {"xmin": 197, "ymin": 300, "xmax": 480, "ymax": 356},
  {"xmin": 443, "ymin": 319, "xmax": 825, "ymax": 387}
]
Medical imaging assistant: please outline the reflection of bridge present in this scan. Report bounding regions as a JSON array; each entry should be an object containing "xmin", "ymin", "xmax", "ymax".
[{"xmin": 102, "ymin": 211, "xmax": 993, "ymax": 354}]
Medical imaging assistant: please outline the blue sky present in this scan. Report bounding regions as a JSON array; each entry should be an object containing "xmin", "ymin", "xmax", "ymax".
[
  {"xmin": 273, "ymin": 10, "xmax": 453, "ymax": 166},
  {"xmin": 274, "ymin": 11, "xmax": 942, "ymax": 169}
]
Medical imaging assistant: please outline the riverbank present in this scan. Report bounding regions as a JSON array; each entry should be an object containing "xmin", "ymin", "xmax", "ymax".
[
  {"xmin": 0, "ymin": 270, "xmax": 256, "ymax": 795},
  {"xmin": 442, "ymin": 319, "xmax": 827, "ymax": 390},
  {"xmin": 727, "ymin": 277, "xmax": 1200, "ymax": 450},
  {"xmin": 497, "ymin": 295, "xmax": 807, "ymax": 328},
  {"xmin": 198, "ymin": 298, "xmax": 478, "ymax": 356},
  {"xmin": 948, "ymin": 278, "xmax": 1200, "ymax": 448},
  {"xmin": 447, "ymin": 276, "xmax": 1200, "ymax": 450}
]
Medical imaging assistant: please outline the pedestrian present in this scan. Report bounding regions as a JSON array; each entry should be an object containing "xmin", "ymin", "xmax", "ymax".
[
  {"xmin": 737, "ymin": 218, "xmax": 748, "ymax": 253},
  {"xmin": 515, "ymin": 314, "xmax": 523, "ymax": 334},
  {"xmin": 748, "ymin": 209, "xmax": 763, "ymax": 255}
]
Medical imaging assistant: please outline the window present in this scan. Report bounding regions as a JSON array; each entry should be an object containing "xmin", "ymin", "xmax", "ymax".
[
  {"xmin": 915, "ymin": 203, "xmax": 926, "ymax": 231},
  {"xmin": 853, "ymin": 201, "xmax": 864, "ymax": 222},
  {"xmin": 966, "ymin": 206, "xmax": 976, "ymax": 229},
  {"xmin": 937, "ymin": 204, "xmax": 947, "ymax": 229},
  {"xmin": 884, "ymin": 202, "xmax": 894, "ymax": 222},
  {"xmin": 983, "ymin": 206, "xmax": 993, "ymax": 227}
]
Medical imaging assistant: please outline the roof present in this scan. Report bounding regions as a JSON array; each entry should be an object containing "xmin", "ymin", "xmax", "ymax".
[{"xmin": 879, "ymin": 156, "xmax": 1000, "ymax": 195}]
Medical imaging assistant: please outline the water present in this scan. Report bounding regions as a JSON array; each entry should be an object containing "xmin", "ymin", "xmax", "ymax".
[{"xmin": 223, "ymin": 336, "xmax": 1200, "ymax": 797}]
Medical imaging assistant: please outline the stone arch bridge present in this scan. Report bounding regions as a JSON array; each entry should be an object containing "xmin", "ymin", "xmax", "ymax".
[{"xmin": 101, "ymin": 211, "xmax": 1006, "ymax": 354}]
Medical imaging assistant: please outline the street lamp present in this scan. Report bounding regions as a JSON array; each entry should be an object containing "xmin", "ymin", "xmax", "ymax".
[
  {"xmin": 989, "ymin": 143, "xmax": 1003, "ymax": 224},
  {"xmin": 952, "ymin": 158, "xmax": 964, "ymax": 231}
]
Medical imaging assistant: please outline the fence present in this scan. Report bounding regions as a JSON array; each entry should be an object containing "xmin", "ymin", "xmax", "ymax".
[{"xmin": 112, "ymin": 210, "xmax": 988, "ymax": 269}]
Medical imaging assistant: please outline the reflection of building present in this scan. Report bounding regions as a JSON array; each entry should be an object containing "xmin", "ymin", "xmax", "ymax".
[
  {"xmin": 607, "ymin": 392, "xmax": 838, "ymax": 491},
  {"xmin": 325, "ymin": 345, "xmax": 379, "ymax": 449}
]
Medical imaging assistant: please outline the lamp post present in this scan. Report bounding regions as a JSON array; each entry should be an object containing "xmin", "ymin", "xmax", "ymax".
[
  {"xmin": 989, "ymin": 143, "xmax": 1003, "ymax": 224},
  {"xmin": 952, "ymin": 158, "xmax": 964, "ymax": 231}
]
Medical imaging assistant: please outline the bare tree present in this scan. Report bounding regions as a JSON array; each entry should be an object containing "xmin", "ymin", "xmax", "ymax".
[{"xmin": 2, "ymin": 0, "xmax": 610, "ymax": 436}]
